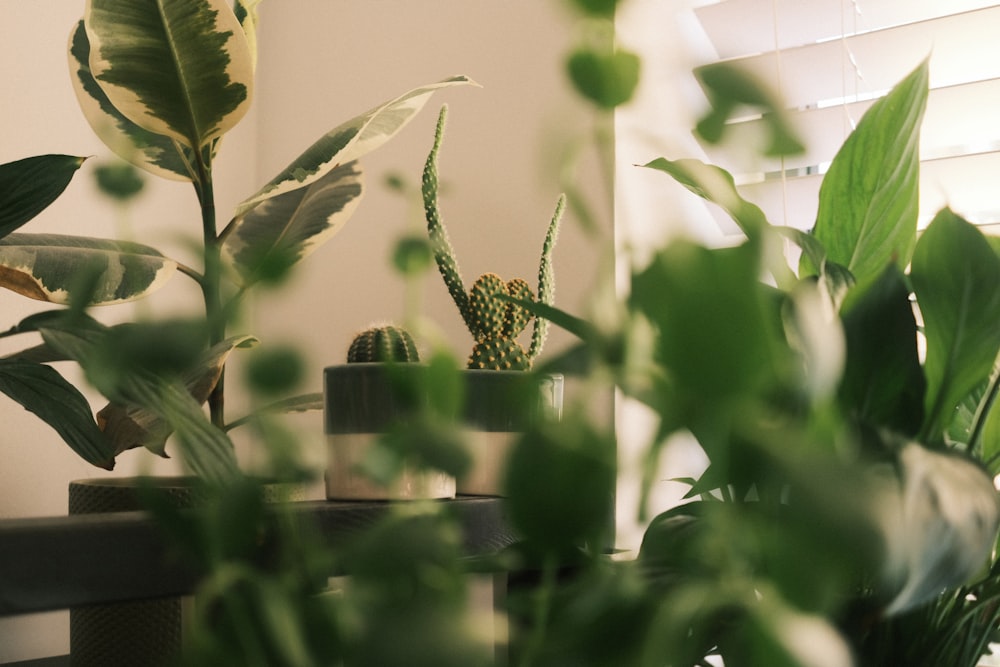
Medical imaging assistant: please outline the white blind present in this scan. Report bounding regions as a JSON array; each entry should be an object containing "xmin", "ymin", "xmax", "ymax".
[{"xmin": 690, "ymin": 0, "xmax": 1000, "ymax": 236}]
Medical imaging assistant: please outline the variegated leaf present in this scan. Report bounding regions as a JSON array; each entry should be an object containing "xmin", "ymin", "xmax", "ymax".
[
  {"xmin": 96, "ymin": 335, "xmax": 258, "ymax": 456},
  {"xmin": 69, "ymin": 21, "xmax": 192, "ymax": 181},
  {"xmin": 0, "ymin": 233, "xmax": 176, "ymax": 305},
  {"xmin": 235, "ymin": 76, "xmax": 478, "ymax": 217},
  {"xmin": 233, "ymin": 0, "xmax": 262, "ymax": 71},
  {"xmin": 222, "ymin": 161, "xmax": 364, "ymax": 285},
  {"xmin": 84, "ymin": 0, "xmax": 253, "ymax": 151},
  {"xmin": 0, "ymin": 155, "xmax": 88, "ymax": 236}
]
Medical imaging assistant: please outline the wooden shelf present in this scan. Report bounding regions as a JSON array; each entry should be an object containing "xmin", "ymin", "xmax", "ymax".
[{"xmin": 0, "ymin": 496, "xmax": 515, "ymax": 617}]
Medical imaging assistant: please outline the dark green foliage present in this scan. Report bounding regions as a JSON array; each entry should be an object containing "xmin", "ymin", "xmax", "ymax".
[
  {"xmin": 0, "ymin": 154, "xmax": 86, "ymax": 237},
  {"xmin": 567, "ymin": 47, "xmax": 640, "ymax": 110},
  {"xmin": 93, "ymin": 161, "xmax": 145, "ymax": 201}
]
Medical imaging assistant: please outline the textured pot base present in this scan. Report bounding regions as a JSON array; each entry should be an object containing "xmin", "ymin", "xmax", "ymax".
[{"xmin": 325, "ymin": 433, "xmax": 456, "ymax": 500}]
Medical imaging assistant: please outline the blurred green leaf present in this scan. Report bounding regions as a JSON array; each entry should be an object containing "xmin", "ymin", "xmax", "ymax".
[
  {"xmin": 244, "ymin": 345, "xmax": 305, "ymax": 397},
  {"xmin": 567, "ymin": 47, "xmax": 640, "ymax": 109},
  {"xmin": 94, "ymin": 161, "xmax": 145, "ymax": 201}
]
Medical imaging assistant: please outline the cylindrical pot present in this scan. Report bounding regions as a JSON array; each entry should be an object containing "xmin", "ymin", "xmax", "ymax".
[
  {"xmin": 324, "ymin": 363, "xmax": 456, "ymax": 500},
  {"xmin": 68, "ymin": 476, "xmax": 201, "ymax": 667},
  {"xmin": 459, "ymin": 370, "xmax": 563, "ymax": 495},
  {"xmin": 68, "ymin": 476, "xmax": 302, "ymax": 667},
  {"xmin": 323, "ymin": 364, "xmax": 563, "ymax": 499}
]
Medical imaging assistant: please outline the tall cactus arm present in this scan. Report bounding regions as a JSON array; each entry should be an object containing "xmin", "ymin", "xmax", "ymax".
[
  {"xmin": 529, "ymin": 194, "xmax": 566, "ymax": 359},
  {"xmin": 423, "ymin": 105, "xmax": 473, "ymax": 332}
]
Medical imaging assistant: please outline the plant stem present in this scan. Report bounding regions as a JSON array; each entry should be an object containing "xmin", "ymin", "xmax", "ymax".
[
  {"xmin": 194, "ymin": 149, "xmax": 226, "ymax": 429},
  {"xmin": 517, "ymin": 554, "xmax": 558, "ymax": 667}
]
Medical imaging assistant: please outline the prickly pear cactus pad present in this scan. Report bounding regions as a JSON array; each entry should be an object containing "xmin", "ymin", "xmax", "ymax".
[
  {"xmin": 347, "ymin": 325, "xmax": 419, "ymax": 363},
  {"xmin": 466, "ymin": 273, "xmax": 534, "ymax": 370}
]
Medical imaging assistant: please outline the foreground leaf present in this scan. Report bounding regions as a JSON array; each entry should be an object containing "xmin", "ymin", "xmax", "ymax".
[
  {"xmin": 0, "ymin": 233, "xmax": 176, "ymax": 305},
  {"xmin": 235, "ymin": 76, "xmax": 477, "ymax": 217},
  {"xmin": 0, "ymin": 359, "xmax": 114, "ymax": 469},
  {"xmin": 84, "ymin": 0, "xmax": 253, "ymax": 151},
  {"xmin": 0, "ymin": 155, "xmax": 87, "ymax": 237}
]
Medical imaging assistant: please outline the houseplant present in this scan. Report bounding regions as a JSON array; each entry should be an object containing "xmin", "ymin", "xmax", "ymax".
[
  {"xmin": 507, "ymin": 55, "xmax": 1000, "ymax": 666},
  {"xmin": 0, "ymin": 0, "xmax": 473, "ymax": 481},
  {"xmin": 421, "ymin": 104, "xmax": 566, "ymax": 495}
]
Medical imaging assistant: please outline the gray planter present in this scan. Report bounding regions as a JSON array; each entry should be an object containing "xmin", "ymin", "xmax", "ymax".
[{"xmin": 323, "ymin": 364, "xmax": 563, "ymax": 499}]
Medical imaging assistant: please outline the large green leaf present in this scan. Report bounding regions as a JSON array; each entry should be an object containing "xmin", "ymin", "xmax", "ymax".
[
  {"xmin": 805, "ymin": 59, "xmax": 929, "ymax": 284},
  {"xmin": 84, "ymin": 0, "xmax": 253, "ymax": 152},
  {"xmin": 222, "ymin": 161, "xmax": 364, "ymax": 286},
  {"xmin": 838, "ymin": 265, "xmax": 925, "ymax": 436},
  {"xmin": 0, "ymin": 358, "xmax": 115, "ymax": 470},
  {"xmin": 911, "ymin": 209, "xmax": 1000, "ymax": 443},
  {"xmin": 69, "ymin": 21, "xmax": 192, "ymax": 181},
  {"xmin": 0, "ymin": 155, "xmax": 87, "ymax": 237},
  {"xmin": 0, "ymin": 233, "xmax": 176, "ymax": 305},
  {"xmin": 235, "ymin": 76, "xmax": 477, "ymax": 217}
]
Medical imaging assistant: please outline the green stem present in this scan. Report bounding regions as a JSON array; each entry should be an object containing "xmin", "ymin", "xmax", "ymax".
[
  {"xmin": 194, "ymin": 149, "xmax": 226, "ymax": 429},
  {"xmin": 517, "ymin": 555, "xmax": 558, "ymax": 667}
]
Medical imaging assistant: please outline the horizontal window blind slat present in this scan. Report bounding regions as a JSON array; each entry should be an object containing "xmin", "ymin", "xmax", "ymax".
[
  {"xmin": 696, "ymin": 0, "xmax": 997, "ymax": 60},
  {"xmin": 727, "ymin": 150, "xmax": 1000, "ymax": 233},
  {"xmin": 700, "ymin": 5, "xmax": 1000, "ymax": 109},
  {"xmin": 702, "ymin": 77, "xmax": 1000, "ymax": 176}
]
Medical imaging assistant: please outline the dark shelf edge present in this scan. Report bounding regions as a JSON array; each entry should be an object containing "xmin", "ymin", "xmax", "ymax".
[{"xmin": 0, "ymin": 496, "xmax": 515, "ymax": 617}]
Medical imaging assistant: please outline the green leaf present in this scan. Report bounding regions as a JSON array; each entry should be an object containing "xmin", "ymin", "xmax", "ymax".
[
  {"xmin": 235, "ymin": 76, "xmax": 477, "ymax": 217},
  {"xmin": 69, "ymin": 21, "xmax": 193, "ymax": 181},
  {"xmin": 232, "ymin": 0, "xmax": 262, "ymax": 71},
  {"xmin": 642, "ymin": 158, "xmax": 769, "ymax": 239},
  {"xmin": 0, "ymin": 233, "xmax": 176, "ymax": 305},
  {"xmin": 95, "ymin": 334, "xmax": 258, "ymax": 456},
  {"xmin": 693, "ymin": 62, "xmax": 805, "ymax": 157},
  {"xmin": 0, "ymin": 359, "xmax": 115, "ymax": 470},
  {"xmin": 84, "ymin": 0, "xmax": 253, "ymax": 151},
  {"xmin": 805, "ymin": 58, "xmax": 929, "ymax": 284},
  {"xmin": 222, "ymin": 161, "xmax": 364, "ymax": 286},
  {"xmin": 0, "ymin": 155, "xmax": 86, "ymax": 237},
  {"xmin": 567, "ymin": 47, "xmax": 640, "ymax": 109},
  {"xmin": 838, "ymin": 265, "xmax": 925, "ymax": 436},
  {"xmin": 911, "ymin": 209, "xmax": 1000, "ymax": 443}
]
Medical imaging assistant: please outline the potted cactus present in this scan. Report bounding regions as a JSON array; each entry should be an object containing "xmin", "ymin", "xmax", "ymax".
[
  {"xmin": 323, "ymin": 324, "xmax": 461, "ymax": 500},
  {"xmin": 421, "ymin": 106, "xmax": 565, "ymax": 495}
]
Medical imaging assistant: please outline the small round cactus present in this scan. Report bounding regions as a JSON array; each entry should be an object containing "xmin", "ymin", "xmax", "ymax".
[{"xmin": 347, "ymin": 325, "xmax": 419, "ymax": 363}]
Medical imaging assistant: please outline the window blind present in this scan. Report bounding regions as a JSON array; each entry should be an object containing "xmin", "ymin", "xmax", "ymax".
[{"xmin": 688, "ymin": 0, "xmax": 1000, "ymax": 237}]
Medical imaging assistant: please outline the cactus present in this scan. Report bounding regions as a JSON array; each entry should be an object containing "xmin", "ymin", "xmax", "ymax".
[
  {"xmin": 422, "ymin": 105, "xmax": 564, "ymax": 370},
  {"xmin": 347, "ymin": 325, "xmax": 420, "ymax": 363}
]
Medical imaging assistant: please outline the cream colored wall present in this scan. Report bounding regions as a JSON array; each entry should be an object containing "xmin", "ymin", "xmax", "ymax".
[{"xmin": 0, "ymin": 2, "xmax": 603, "ymax": 661}]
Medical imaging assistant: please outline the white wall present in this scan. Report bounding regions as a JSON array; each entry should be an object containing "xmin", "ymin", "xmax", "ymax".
[{"xmin": 0, "ymin": 1, "xmax": 605, "ymax": 661}]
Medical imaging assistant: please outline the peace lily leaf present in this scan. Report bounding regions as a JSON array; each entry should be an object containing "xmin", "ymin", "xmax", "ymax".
[
  {"xmin": 642, "ymin": 158, "xmax": 769, "ymax": 239},
  {"xmin": 0, "ymin": 358, "xmax": 114, "ymax": 470},
  {"xmin": 911, "ymin": 209, "xmax": 1000, "ymax": 443},
  {"xmin": 84, "ymin": 0, "xmax": 253, "ymax": 151},
  {"xmin": 235, "ymin": 76, "xmax": 478, "ymax": 217},
  {"xmin": 96, "ymin": 335, "xmax": 258, "ymax": 456},
  {"xmin": 838, "ymin": 265, "xmax": 925, "ymax": 436},
  {"xmin": 805, "ymin": 58, "xmax": 929, "ymax": 284},
  {"xmin": 69, "ymin": 21, "xmax": 192, "ymax": 181},
  {"xmin": 0, "ymin": 233, "xmax": 176, "ymax": 305},
  {"xmin": 222, "ymin": 161, "xmax": 364, "ymax": 286},
  {"xmin": 0, "ymin": 155, "xmax": 87, "ymax": 236}
]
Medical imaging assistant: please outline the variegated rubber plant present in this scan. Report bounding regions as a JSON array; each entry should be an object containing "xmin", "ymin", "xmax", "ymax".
[{"xmin": 0, "ymin": 0, "xmax": 473, "ymax": 479}]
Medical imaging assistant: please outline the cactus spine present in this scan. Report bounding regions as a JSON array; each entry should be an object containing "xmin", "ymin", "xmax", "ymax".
[
  {"xmin": 347, "ymin": 325, "xmax": 419, "ymax": 363},
  {"xmin": 422, "ymin": 105, "xmax": 564, "ymax": 371}
]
